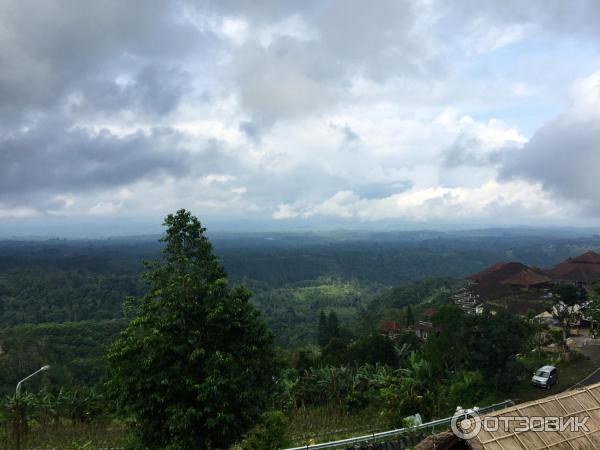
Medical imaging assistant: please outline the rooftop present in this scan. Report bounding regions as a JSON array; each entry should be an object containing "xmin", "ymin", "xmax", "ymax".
[
  {"xmin": 571, "ymin": 251, "xmax": 600, "ymax": 264},
  {"xmin": 468, "ymin": 262, "xmax": 552, "ymax": 288},
  {"xmin": 551, "ymin": 251, "xmax": 600, "ymax": 283},
  {"xmin": 417, "ymin": 382, "xmax": 600, "ymax": 450}
]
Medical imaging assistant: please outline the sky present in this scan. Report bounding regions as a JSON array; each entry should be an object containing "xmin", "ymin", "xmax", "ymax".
[{"xmin": 1, "ymin": 0, "xmax": 600, "ymax": 235}]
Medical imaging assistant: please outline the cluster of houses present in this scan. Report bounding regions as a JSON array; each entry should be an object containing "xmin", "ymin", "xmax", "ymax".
[
  {"xmin": 381, "ymin": 308, "xmax": 438, "ymax": 342},
  {"xmin": 378, "ymin": 251, "xmax": 600, "ymax": 448},
  {"xmin": 381, "ymin": 250, "xmax": 600, "ymax": 342},
  {"xmin": 453, "ymin": 250, "xmax": 600, "ymax": 323}
]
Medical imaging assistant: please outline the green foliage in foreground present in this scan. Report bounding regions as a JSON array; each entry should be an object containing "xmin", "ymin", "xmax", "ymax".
[
  {"xmin": 105, "ymin": 210, "xmax": 277, "ymax": 450},
  {"xmin": 276, "ymin": 306, "xmax": 535, "ymax": 433},
  {"xmin": 588, "ymin": 283, "xmax": 600, "ymax": 337},
  {"xmin": 425, "ymin": 306, "xmax": 533, "ymax": 392},
  {"xmin": 0, "ymin": 387, "xmax": 109, "ymax": 427},
  {"xmin": 0, "ymin": 386, "xmax": 120, "ymax": 450},
  {"xmin": 238, "ymin": 411, "xmax": 289, "ymax": 450}
]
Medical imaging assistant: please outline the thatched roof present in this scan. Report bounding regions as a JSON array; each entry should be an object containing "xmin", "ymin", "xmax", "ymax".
[{"xmin": 417, "ymin": 382, "xmax": 600, "ymax": 450}]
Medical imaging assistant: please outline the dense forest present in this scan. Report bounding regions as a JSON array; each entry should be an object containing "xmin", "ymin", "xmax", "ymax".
[
  {"xmin": 1, "ymin": 231, "xmax": 598, "ymax": 319},
  {"xmin": 1, "ymin": 227, "xmax": 600, "ymax": 447},
  {"xmin": 1, "ymin": 231, "xmax": 599, "ymax": 389}
]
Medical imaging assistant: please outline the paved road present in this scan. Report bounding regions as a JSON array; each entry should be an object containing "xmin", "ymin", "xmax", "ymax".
[
  {"xmin": 569, "ymin": 366, "xmax": 600, "ymax": 389},
  {"xmin": 577, "ymin": 338, "xmax": 600, "ymax": 363},
  {"xmin": 568, "ymin": 338, "xmax": 600, "ymax": 389}
]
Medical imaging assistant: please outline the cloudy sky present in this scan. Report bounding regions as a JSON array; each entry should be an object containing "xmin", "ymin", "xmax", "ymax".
[{"xmin": 1, "ymin": 0, "xmax": 600, "ymax": 233}]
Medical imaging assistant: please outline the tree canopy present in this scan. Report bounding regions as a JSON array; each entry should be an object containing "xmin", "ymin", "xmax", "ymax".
[{"xmin": 105, "ymin": 210, "xmax": 276, "ymax": 449}]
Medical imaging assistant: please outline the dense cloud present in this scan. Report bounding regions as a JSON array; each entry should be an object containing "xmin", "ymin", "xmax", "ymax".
[
  {"xmin": 0, "ymin": 0, "xmax": 208, "ymax": 116},
  {"xmin": 0, "ymin": 119, "xmax": 191, "ymax": 206},
  {"xmin": 499, "ymin": 72, "xmax": 600, "ymax": 214},
  {"xmin": 72, "ymin": 64, "xmax": 193, "ymax": 119},
  {"xmin": 1, "ymin": 1, "xmax": 600, "ymax": 226},
  {"xmin": 224, "ymin": 0, "xmax": 433, "ymax": 125},
  {"xmin": 501, "ymin": 119, "xmax": 600, "ymax": 210}
]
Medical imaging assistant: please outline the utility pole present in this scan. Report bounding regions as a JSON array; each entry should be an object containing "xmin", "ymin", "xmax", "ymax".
[{"xmin": 15, "ymin": 365, "xmax": 50, "ymax": 450}]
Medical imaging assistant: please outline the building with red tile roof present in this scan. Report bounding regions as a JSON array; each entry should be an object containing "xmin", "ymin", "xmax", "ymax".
[
  {"xmin": 465, "ymin": 262, "xmax": 553, "ymax": 304},
  {"xmin": 456, "ymin": 250, "xmax": 600, "ymax": 317},
  {"xmin": 550, "ymin": 250, "xmax": 600, "ymax": 285}
]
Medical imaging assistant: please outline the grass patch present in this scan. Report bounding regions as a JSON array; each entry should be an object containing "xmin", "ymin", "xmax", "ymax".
[
  {"xmin": 511, "ymin": 351, "xmax": 596, "ymax": 404},
  {"xmin": 285, "ymin": 406, "xmax": 388, "ymax": 446},
  {"xmin": 0, "ymin": 422, "xmax": 128, "ymax": 450}
]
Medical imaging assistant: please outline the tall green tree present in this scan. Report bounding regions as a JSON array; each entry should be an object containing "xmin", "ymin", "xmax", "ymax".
[
  {"xmin": 105, "ymin": 210, "xmax": 276, "ymax": 449},
  {"xmin": 405, "ymin": 305, "xmax": 415, "ymax": 327},
  {"xmin": 588, "ymin": 283, "xmax": 600, "ymax": 337},
  {"xmin": 317, "ymin": 311, "xmax": 329, "ymax": 347},
  {"xmin": 424, "ymin": 306, "xmax": 531, "ymax": 391},
  {"xmin": 327, "ymin": 311, "xmax": 340, "ymax": 341},
  {"xmin": 551, "ymin": 284, "xmax": 587, "ymax": 345},
  {"xmin": 348, "ymin": 333, "xmax": 398, "ymax": 367},
  {"xmin": 317, "ymin": 311, "xmax": 340, "ymax": 348},
  {"xmin": 424, "ymin": 305, "xmax": 468, "ymax": 374}
]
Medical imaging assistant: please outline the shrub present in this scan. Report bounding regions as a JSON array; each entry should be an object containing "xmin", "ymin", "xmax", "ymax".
[{"xmin": 239, "ymin": 411, "xmax": 288, "ymax": 450}]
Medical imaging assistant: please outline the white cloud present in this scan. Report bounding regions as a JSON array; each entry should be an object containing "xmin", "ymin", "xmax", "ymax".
[
  {"xmin": 569, "ymin": 70, "xmax": 600, "ymax": 114},
  {"xmin": 0, "ymin": 207, "xmax": 39, "ymax": 219},
  {"xmin": 499, "ymin": 71, "xmax": 600, "ymax": 215},
  {"xmin": 464, "ymin": 18, "xmax": 534, "ymax": 54},
  {"xmin": 272, "ymin": 180, "xmax": 565, "ymax": 224},
  {"xmin": 2, "ymin": 1, "xmax": 600, "ymax": 228},
  {"xmin": 220, "ymin": 18, "xmax": 249, "ymax": 46},
  {"xmin": 258, "ymin": 15, "xmax": 317, "ymax": 48}
]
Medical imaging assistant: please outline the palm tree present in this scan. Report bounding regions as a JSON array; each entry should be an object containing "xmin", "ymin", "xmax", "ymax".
[{"xmin": 399, "ymin": 352, "xmax": 432, "ymax": 396}]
